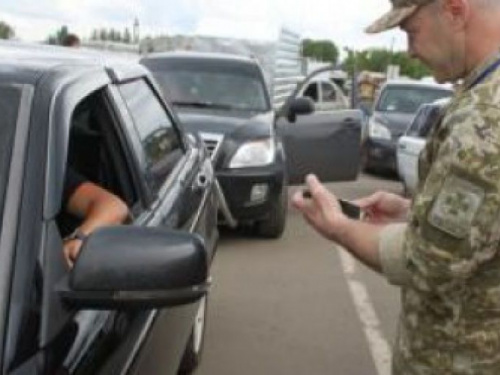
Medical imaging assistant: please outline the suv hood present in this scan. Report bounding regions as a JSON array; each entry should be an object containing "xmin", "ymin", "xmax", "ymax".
[
  {"xmin": 372, "ymin": 111, "xmax": 415, "ymax": 138},
  {"xmin": 177, "ymin": 109, "xmax": 274, "ymax": 138}
]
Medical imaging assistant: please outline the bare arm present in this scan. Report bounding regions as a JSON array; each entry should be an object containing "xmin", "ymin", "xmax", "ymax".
[{"xmin": 64, "ymin": 182, "xmax": 129, "ymax": 267}]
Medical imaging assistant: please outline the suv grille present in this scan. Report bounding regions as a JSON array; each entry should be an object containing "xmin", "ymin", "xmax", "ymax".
[{"xmin": 199, "ymin": 132, "xmax": 223, "ymax": 161}]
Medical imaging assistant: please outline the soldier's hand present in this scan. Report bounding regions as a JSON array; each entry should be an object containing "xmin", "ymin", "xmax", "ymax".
[
  {"xmin": 291, "ymin": 174, "xmax": 350, "ymax": 243},
  {"xmin": 354, "ymin": 191, "xmax": 410, "ymax": 224}
]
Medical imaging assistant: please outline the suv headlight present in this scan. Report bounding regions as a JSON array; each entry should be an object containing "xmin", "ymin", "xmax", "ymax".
[
  {"xmin": 229, "ymin": 138, "xmax": 275, "ymax": 168},
  {"xmin": 368, "ymin": 118, "xmax": 391, "ymax": 140}
]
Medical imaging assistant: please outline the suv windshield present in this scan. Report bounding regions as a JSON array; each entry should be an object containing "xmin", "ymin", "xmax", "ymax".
[
  {"xmin": 377, "ymin": 86, "xmax": 451, "ymax": 114},
  {"xmin": 150, "ymin": 59, "xmax": 270, "ymax": 112},
  {"xmin": 0, "ymin": 85, "xmax": 23, "ymax": 229}
]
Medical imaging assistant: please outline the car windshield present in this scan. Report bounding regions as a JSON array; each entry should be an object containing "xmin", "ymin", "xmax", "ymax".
[
  {"xmin": 0, "ymin": 85, "xmax": 23, "ymax": 231},
  {"xmin": 150, "ymin": 59, "xmax": 270, "ymax": 112},
  {"xmin": 377, "ymin": 86, "xmax": 451, "ymax": 114}
]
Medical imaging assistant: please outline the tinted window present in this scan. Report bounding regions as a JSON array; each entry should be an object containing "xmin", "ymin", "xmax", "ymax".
[
  {"xmin": 119, "ymin": 79, "xmax": 183, "ymax": 194},
  {"xmin": 0, "ymin": 85, "xmax": 22, "ymax": 229},
  {"xmin": 406, "ymin": 104, "xmax": 445, "ymax": 138},
  {"xmin": 147, "ymin": 59, "xmax": 269, "ymax": 112},
  {"xmin": 419, "ymin": 105, "xmax": 445, "ymax": 137},
  {"xmin": 377, "ymin": 86, "xmax": 451, "ymax": 114},
  {"xmin": 406, "ymin": 107, "xmax": 429, "ymax": 137}
]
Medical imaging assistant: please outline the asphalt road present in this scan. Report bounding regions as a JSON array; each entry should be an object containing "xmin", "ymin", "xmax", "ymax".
[{"xmin": 198, "ymin": 173, "xmax": 404, "ymax": 375}]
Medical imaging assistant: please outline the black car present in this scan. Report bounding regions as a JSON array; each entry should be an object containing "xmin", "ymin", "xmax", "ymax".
[
  {"xmin": 0, "ymin": 41, "xmax": 217, "ymax": 374},
  {"xmin": 364, "ymin": 80, "xmax": 452, "ymax": 173},
  {"xmin": 141, "ymin": 52, "xmax": 363, "ymax": 238}
]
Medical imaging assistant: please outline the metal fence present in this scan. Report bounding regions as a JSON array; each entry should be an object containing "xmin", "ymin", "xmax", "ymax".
[
  {"xmin": 82, "ymin": 29, "xmax": 306, "ymax": 110},
  {"xmin": 270, "ymin": 29, "xmax": 305, "ymax": 109}
]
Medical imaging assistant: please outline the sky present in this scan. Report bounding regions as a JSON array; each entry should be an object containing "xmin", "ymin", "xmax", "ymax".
[{"xmin": 0, "ymin": 0, "xmax": 408, "ymax": 54}]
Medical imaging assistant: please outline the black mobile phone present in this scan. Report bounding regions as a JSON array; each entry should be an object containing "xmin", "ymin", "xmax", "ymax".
[
  {"xmin": 338, "ymin": 199, "xmax": 362, "ymax": 220},
  {"xmin": 302, "ymin": 190, "xmax": 362, "ymax": 220}
]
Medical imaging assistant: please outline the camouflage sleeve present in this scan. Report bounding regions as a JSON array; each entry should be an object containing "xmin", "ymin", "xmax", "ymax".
[
  {"xmin": 379, "ymin": 223, "xmax": 411, "ymax": 286},
  {"xmin": 407, "ymin": 101, "xmax": 500, "ymax": 282}
]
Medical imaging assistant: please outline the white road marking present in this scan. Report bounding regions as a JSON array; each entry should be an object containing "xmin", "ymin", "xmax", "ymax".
[{"xmin": 338, "ymin": 250, "xmax": 392, "ymax": 375}]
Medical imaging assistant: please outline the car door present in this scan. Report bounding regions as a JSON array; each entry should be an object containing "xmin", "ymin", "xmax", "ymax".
[
  {"xmin": 109, "ymin": 76, "xmax": 216, "ymax": 375},
  {"xmin": 397, "ymin": 106, "xmax": 429, "ymax": 191},
  {"xmin": 2, "ymin": 72, "xmax": 134, "ymax": 375},
  {"xmin": 277, "ymin": 67, "xmax": 362, "ymax": 185}
]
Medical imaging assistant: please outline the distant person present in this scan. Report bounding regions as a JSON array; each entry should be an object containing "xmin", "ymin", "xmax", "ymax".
[
  {"xmin": 62, "ymin": 34, "xmax": 81, "ymax": 48},
  {"xmin": 357, "ymin": 73, "xmax": 376, "ymax": 116},
  {"xmin": 293, "ymin": 0, "xmax": 500, "ymax": 373}
]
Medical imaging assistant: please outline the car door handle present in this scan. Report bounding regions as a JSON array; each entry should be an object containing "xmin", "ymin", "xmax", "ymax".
[{"xmin": 399, "ymin": 144, "xmax": 407, "ymax": 150}]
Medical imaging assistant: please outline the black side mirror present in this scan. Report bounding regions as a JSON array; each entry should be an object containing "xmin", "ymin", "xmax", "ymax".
[
  {"xmin": 287, "ymin": 97, "xmax": 315, "ymax": 123},
  {"xmin": 58, "ymin": 226, "xmax": 209, "ymax": 309}
]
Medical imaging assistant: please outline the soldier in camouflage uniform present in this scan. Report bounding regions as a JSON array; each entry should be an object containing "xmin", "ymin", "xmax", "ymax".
[{"xmin": 292, "ymin": 0, "xmax": 500, "ymax": 373}]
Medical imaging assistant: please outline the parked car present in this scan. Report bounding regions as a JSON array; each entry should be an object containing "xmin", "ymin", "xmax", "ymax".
[
  {"xmin": 141, "ymin": 52, "xmax": 362, "ymax": 238},
  {"xmin": 397, "ymin": 98, "xmax": 450, "ymax": 195},
  {"xmin": 298, "ymin": 76, "xmax": 349, "ymax": 111},
  {"xmin": 0, "ymin": 41, "xmax": 218, "ymax": 375},
  {"xmin": 364, "ymin": 80, "xmax": 453, "ymax": 173}
]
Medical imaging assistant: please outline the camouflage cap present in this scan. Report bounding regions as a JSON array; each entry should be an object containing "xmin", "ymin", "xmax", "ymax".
[{"xmin": 365, "ymin": 0, "xmax": 435, "ymax": 34}]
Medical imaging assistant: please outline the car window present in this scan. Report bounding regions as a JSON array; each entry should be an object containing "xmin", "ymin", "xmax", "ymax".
[
  {"xmin": 119, "ymin": 79, "xmax": 183, "ymax": 194},
  {"xmin": 419, "ymin": 105, "xmax": 445, "ymax": 138},
  {"xmin": 148, "ymin": 60, "xmax": 269, "ymax": 112},
  {"xmin": 62, "ymin": 90, "xmax": 140, "ymax": 235},
  {"xmin": 0, "ymin": 85, "xmax": 22, "ymax": 230},
  {"xmin": 303, "ymin": 82, "xmax": 319, "ymax": 102},
  {"xmin": 321, "ymin": 82, "xmax": 337, "ymax": 102},
  {"xmin": 376, "ymin": 86, "xmax": 451, "ymax": 114},
  {"xmin": 406, "ymin": 107, "xmax": 429, "ymax": 137}
]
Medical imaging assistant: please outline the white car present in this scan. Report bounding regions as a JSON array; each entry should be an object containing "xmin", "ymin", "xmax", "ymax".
[
  {"xmin": 298, "ymin": 77, "xmax": 349, "ymax": 111},
  {"xmin": 397, "ymin": 98, "xmax": 450, "ymax": 195}
]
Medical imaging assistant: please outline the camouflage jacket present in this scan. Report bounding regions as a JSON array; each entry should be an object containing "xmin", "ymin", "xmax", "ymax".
[{"xmin": 381, "ymin": 54, "xmax": 500, "ymax": 374}]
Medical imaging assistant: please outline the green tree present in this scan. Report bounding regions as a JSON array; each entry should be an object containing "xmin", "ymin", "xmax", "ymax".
[
  {"xmin": 342, "ymin": 48, "xmax": 430, "ymax": 79},
  {"xmin": 123, "ymin": 28, "xmax": 131, "ymax": 43},
  {"xmin": 0, "ymin": 21, "xmax": 15, "ymax": 39},
  {"xmin": 99, "ymin": 28, "xmax": 108, "ymax": 41},
  {"xmin": 302, "ymin": 39, "xmax": 339, "ymax": 65},
  {"xmin": 46, "ymin": 25, "xmax": 70, "ymax": 45}
]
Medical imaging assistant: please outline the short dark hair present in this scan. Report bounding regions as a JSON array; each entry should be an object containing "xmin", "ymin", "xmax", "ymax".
[{"xmin": 63, "ymin": 34, "xmax": 80, "ymax": 47}]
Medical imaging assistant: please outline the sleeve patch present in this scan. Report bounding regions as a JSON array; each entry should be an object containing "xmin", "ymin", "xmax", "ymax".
[{"xmin": 427, "ymin": 175, "xmax": 485, "ymax": 239}]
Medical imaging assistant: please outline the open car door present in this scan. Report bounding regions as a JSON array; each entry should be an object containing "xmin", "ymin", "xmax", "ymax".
[{"xmin": 276, "ymin": 66, "xmax": 362, "ymax": 185}]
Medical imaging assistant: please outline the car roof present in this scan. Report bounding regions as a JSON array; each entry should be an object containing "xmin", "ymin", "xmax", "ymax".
[
  {"xmin": 141, "ymin": 50, "xmax": 258, "ymax": 65},
  {"xmin": 0, "ymin": 40, "xmax": 144, "ymax": 85},
  {"xmin": 418, "ymin": 97, "xmax": 451, "ymax": 110}
]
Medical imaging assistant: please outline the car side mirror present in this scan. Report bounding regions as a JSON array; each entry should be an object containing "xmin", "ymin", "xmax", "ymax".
[
  {"xmin": 58, "ymin": 226, "xmax": 209, "ymax": 309},
  {"xmin": 287, "ymin": 97, "xmax": 315, "ymax": 123}
]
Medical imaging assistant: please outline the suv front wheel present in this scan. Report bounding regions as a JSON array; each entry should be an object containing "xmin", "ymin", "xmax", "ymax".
[{"xmin": 255, "ymin": 187, "xmax": 288, "ymax": 238}]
